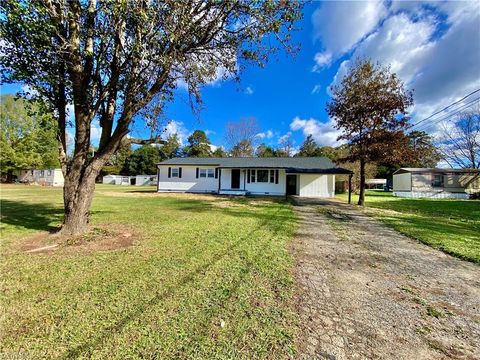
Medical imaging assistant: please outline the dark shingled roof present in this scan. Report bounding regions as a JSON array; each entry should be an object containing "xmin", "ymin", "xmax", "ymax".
[
  {"xmin": 158, "ymin": 157, "xmax": 352, "ymax": 174},
  {"xmin": 394, "ymin": 168, "xmax": 480, "ymax": 175}
]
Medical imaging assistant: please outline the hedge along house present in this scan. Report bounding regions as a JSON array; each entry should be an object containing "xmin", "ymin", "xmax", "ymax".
[
  {"xmin": 157, "ymin": 157, "xmax": 353, "ymax": 200},
  {"xmin": 393, "ymin": 168, "xmax": 480, "ymax": 199}
]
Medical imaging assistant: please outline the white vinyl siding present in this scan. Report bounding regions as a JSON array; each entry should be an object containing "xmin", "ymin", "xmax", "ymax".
[
  {"xmin": 298, "ymin": 174, "xmax": 335, "ymax": 197},
  {"xmin": 393, "ymin": 173, "xmax": 411, "ymax": 192},
  {"xmin": 158, "ymin": 166, "xmax": 218, "ymax": 193}
]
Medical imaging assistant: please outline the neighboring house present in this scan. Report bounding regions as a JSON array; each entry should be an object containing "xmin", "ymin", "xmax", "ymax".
[
  {"xmin": 393, "ymin": 168, "xmax": 480, "ymax": 199},
  {"xmin": 157, "ymin": 157, "xmax": 352, "ymax": 198},
  {"xmin": 366, "ymin": 178, "xmax": 387, "ymax": 190},
  {"xmin": 102, "ymin": 174, "xmax": 157, "ymax": 186},
  {"xmin": 16, "ymin": 169, "xmax": 64, "ymax": 187}
]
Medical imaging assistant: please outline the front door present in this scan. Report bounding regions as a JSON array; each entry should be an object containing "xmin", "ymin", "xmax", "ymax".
[
  {"xmin": 286, "ymin": 175, "xmax": 297, "ymax": 195},
  {"xmin": 231, "ymin": 169, "xmax": 241, "ymax": 189}
]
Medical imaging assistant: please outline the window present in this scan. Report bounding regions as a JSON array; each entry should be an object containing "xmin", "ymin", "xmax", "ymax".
[
  {"xmin": 270, "ymin": 170, "xmax": 275, "ymax": 183},
  {"xmin": 257, "ymin": 170, "xmax": 269, "ymax": 183},
  {"xmin": 199, "ymin": 169, "xmax": 207, "ymax": 178},
  {"xmin": 251, "ymin": 170, "xmax": 256, "ymax": 182},
  {"xmin": 207, "ymin": 169, "xmax": 215, "ymax": 178},
  {"xmin": 432, "ymin": 174, "xmax": 444, "ymax": 187},
  {"xmin": 171, "ymin": 168, "xmax": 179, "ymax": 178},
  {"xmin": 47, "ymin": 170, "xmax": 52, "ymax": 176},
  {"xmin": 40, "ymin": 170, "xmax": 45, "ymax": 177}
]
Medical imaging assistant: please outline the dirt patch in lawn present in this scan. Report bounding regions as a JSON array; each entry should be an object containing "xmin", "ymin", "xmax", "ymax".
[{"xmin": 19, "ymin": 225, "xmax": 139, "ymax": 255}]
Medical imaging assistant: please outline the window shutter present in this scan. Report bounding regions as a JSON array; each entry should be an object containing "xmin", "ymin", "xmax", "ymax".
[
  {"xmin": 168, "ymin": 167, "xmax": 171, "ymax": 178},
  {"xmin": 275, "ymin": 170, "xmax": 279, "ymax": 184},
  {"xmin": 196, "ymin": 167, "xmax": 199, "ymax": 178},
  {"xmin": 247, "ymin": 169, "xmax": 250, "ymax": 183},
  {"xmin": 179, "ymin": 167, "xmax": 182, "ymax": 178},
  {"xmin": 215, "ymin": 168, "xmax": 218, "ymax": 179}
]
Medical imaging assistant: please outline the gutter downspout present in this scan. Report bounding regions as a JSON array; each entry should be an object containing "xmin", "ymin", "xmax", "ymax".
[{"xmin": 217, "ymin": 168, "xmax": 221, "ymax": 194}]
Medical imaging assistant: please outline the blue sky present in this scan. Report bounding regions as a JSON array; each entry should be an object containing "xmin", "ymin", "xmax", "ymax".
[{"xmin": 2, "ymin": 1, "xmax": 480, "ymax": 152}]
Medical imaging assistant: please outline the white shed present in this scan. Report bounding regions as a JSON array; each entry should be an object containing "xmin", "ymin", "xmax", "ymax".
[
  {"xmin": 102, "ymin": 175, "xmax": 131, "ymax": 185},
  {"xmin": 135, "ymin": 175, "xmax": 157, "ymax": 186}
]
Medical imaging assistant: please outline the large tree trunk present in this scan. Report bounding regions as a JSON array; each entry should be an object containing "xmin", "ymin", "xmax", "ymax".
[
  {"xmin": 61, "ymin": 165, "xmax": 99, "ymax": 235},
  {"xmin": 358, "ymin": 159, "xmax": 366, "ymax": 206}
]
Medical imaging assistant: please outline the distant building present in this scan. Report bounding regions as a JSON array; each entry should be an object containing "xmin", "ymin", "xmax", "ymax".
[
  {"xmin": 16, "ymin": 169, "xmax": 64, "ymax": 187},
  {"xmin": 102, "ymin": 175, "xmax": 131, "ymax": 185},
  {"xmin": 102, "ymin": 174, "xmax": 157, "ymax": 186},
  {"xmin": 393, "ymin": 168, "xmax": 480, "ymax": 199},
  {"xmin": 134, "ymin": 175, "xmax": 157, "ymax": 186},
  {"xmin": 365, "ymin": 178, "xmax": 387, "ymax": 190}
]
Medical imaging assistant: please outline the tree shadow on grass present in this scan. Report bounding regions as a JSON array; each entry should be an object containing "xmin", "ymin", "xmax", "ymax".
[
  {"xmin": 63, "ymin": 206, "xmax": 291, "ymax": 359},
  {"xmin": 1, "ymin": 200, "xmax": 115, "ymax": 233},
  {"xmin": 1, "ymin": 199, "xmax": 64, "ymax": 232}
]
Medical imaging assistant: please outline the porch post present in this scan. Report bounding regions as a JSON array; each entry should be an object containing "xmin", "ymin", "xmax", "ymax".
[{"xmin": 348, "ymin": 173, "xmax": 352, "ymax": 204}]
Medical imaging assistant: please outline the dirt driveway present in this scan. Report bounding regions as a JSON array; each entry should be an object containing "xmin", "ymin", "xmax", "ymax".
[{"xmin": 290, "ymin": 198, "xmax": 480, "ymax": 360}]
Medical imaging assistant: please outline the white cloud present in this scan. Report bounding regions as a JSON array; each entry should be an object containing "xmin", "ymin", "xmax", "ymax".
[
  {"xmin": 311, "ymin": 84, "xmax": 322, "ymax": 95},
  {"xmin": 205, "ymin": 129, "xmax": 216, "ymax": 136},
  {"xmin": 290, "ymin": 116, "xmax": 343, "ymax": 147},
  {"xmin": 245, "ymin": 86, "xmax": 254, "ymax": 95},
  {"xmin": 312, "ymin": 0, "xmax": 387, "ymax": 67},
  {"xmin": 278, "ymin": 132, "xmax": 292, "ymax": 144},
  {"xmin": 312, "ymin": 52, "xmax": 332, "ymax": 71},
  {"xmin": 163, "ymin": 120, "xmax": 190, "ymax": 145},
  {"xmin": 325, "ymin": 1, "xmax": 480, "ymax": 133},
  {"xmin": 255, "ymin": 129, "xmax": 274, "ymax": 140}
]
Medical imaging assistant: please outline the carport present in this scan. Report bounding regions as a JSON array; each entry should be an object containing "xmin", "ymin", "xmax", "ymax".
[{"xmin": 285, "ymin": 167, "xmax": 354, "ymax": 203}]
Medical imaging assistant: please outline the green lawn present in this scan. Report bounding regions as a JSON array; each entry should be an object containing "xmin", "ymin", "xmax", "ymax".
[
  {"xmin": 336, "ymin": 190, "xmax": 480, "ymax": 263},
  {"xmin": 1, "ymin": 185, "xmax": 298, "ymax": 359}
]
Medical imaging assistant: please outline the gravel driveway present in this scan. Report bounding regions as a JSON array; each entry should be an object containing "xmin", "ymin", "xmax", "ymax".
[{"xmin": 290, "ymin": 198, "xmax": 480, "ymax": 360}]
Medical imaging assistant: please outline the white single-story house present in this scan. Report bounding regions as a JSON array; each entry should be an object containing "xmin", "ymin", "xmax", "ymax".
[
  {"xmin": 393, "ymin": 168, "xmax": 480, "ymax": 199},
  {"xmin": 15, "ymin": 169, "xmax": 64, "ymax": 187},
  {"xmin": 157, "ymin": 157, "xmax": 353, "ymax": 198}
]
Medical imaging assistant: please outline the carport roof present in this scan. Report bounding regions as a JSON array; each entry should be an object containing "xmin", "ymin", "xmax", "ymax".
[{"xmin": 158, "ymin": 157, "xmax": 353, "ymax": 174}]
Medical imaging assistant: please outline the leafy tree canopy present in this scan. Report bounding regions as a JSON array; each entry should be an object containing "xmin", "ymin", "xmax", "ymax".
[
  {"xmin": 231, "ymin": 139, "xmax": 254, "ymax": 157},
  {"xmin": 256, "ymin": 144, "xmax": 278, "ymax": 157},
  {"xmin": 184, "ymin": 130, "xmax": 212, "ymax": 157},
  {"xmin": 160, "ymin": 133, "xmax": 181, "ymax": 159},
  {"xmin": 0, "ymin": 0, "xmax": 302, "ymax": 234},
  {"xmin": 0, "ymin": 95, "xmax": 59, "ymax": 180},
  {"xmin": 297, "ymin": 134, "xmax": 320, "ymax": 157},
  {"xmin": 127, "ymin": 145, "xmax": 163, "ymax": 175},
  {"xmin": 327, "ymin": 59, "xmax": 413, "ymax": 205}
]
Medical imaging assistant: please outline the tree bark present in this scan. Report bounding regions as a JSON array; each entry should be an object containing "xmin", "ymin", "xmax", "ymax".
[
  {"xmin": 358, "ymin": 158, "xmax": 366, "ymax": 206},
  {"xmin": 61, "ymin": 167, "xmax": 98, "ymax": 235}
]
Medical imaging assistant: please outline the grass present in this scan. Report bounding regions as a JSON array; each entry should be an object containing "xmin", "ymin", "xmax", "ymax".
[
  {"xmin": 336, "ymin": 190, "xmax": 480, "ymax": 263},
  {"xmin": 0, "ymin": 184, "xmax": 298, "ymax": 359}
]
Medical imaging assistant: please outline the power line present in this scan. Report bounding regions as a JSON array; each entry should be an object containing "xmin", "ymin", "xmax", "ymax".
[
  {"xmin": 410, "ymin": 88, "xmax": 480, "ymax": 128},
  {"xmin": 413, "ymin": 96, "xmax": 480, "ymax": 132}
]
